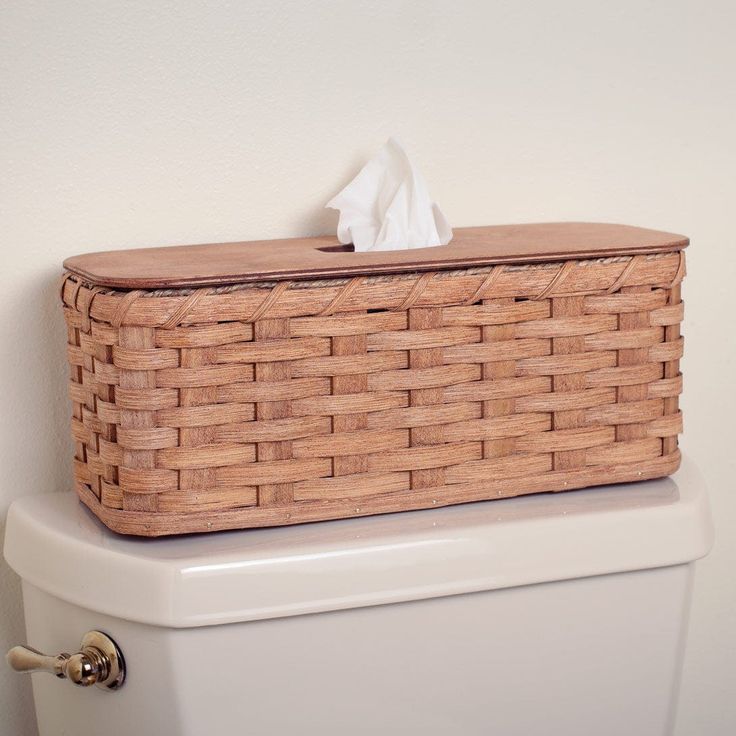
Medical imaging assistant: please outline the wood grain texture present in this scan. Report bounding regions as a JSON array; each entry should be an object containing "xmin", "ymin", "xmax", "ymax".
[
  {"xmin": 254, "ymin": 318, "xmax": 294, "ymax": 507},
  {"xmin": 551, "ymin": 296, "xmax": 587, "ymax": 471},
  {"xmin": 64, "ymin": 223, "xmax": 688, "ymax": 289},
  {"xmin": 331, "ymin": 317, "xmax": 370, "ymax": 478},
  {"xmin": 408, "ymin": 307, "xmax": 446, "ymax": 490},
  {"xmin": 77, "ymin": 450, "xmax": 682, "ymax": 536},
  {"xmin": 661, "ymin": 283, "xmax": 682, "ymax": 455},
  {"xmin": 481, "ymin": 297, "xmax": 519, "ymax": 462},
  {"xmin": 117, "ymin": 326, "xmax": 158, "ymax": 513},
  {"xmin": 616, "ymin": 286, "xmax": 655, "ymax": 442}
]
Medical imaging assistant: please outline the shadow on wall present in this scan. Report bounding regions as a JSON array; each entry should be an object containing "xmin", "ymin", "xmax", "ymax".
[
  {"xmin": 288, "ymin": 149, "xmax": 365, "ymax": 240},
  {"xmin": 0, "ymin": 270, "xmax": 72, "ymax": 499},
  {"xmin": 293, "ymin": 207, "xmax": 337, "ymax": 241},
  {"xmin": 1, "ymin": 271, "xmax": 72, "ymax": 736}
]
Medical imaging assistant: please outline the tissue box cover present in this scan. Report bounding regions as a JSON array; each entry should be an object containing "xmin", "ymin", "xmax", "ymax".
[{"xmin": 61, "ymin": 223, "xmax": 686, "ymax": 536}]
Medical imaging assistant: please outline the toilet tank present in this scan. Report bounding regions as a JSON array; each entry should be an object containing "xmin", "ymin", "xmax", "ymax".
[{"xmin": 5, "ymin": 457, "xmax": 712, "ymax": 736}]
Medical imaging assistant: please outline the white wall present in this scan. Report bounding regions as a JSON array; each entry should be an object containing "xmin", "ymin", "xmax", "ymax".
[{"xmin": 1, "ymin": 2, "xmax": 734, "ymax": 734}]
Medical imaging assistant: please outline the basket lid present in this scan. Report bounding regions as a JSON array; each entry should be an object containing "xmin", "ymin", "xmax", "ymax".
[
  {"xmin": 4, "ymin": 457, "xmax": 712, "ymax": 628},
  {"xmin": 63, "ymin": 222, "xmax": 688, "ymax": 290}
]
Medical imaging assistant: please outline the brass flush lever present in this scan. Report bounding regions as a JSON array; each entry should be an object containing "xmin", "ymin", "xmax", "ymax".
[{"xmin": 6, "ymin": 631, "xmax": 125, "ymax": 691}]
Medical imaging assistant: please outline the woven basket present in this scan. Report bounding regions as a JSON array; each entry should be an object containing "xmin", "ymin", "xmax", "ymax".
[{"xmin": 61, "ymin": 223, "xmax": 686, "ymax": 536}]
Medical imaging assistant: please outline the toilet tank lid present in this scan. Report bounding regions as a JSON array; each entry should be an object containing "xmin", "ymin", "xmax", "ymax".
[{"xmin": 4, "ymin": 456, "xmax": 713, "ymax": 629}]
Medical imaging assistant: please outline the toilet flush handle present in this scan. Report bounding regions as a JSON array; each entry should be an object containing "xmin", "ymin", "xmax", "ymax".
[{"xmin": 6, "ymin": 631, "xmax": 125, "ymax": 691}]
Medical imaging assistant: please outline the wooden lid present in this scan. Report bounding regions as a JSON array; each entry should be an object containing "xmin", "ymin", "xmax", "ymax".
[{"xmin": 63, "ymin": 222, "xmax": 688, "ymax": 290}]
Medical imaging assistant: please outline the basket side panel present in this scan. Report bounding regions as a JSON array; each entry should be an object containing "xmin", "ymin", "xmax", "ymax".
[{"xmin": 61, "ymin": 250, "xmax": 685, "ymax": 536}]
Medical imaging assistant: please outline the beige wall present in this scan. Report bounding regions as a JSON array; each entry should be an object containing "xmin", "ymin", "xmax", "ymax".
[{"xmin": 1, "ymin": 2, "xmax": 734, "ymax": 734}]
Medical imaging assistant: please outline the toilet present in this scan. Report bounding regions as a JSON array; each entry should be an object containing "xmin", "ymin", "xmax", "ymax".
[{"xmin": 5, "ymin": 456, "xmax": 713, "ymax": 736}]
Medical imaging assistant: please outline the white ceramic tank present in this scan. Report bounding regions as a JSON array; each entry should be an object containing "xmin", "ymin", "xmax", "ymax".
[{"xmin": 5, "ymin": 457, "xmax": 712, "ymax": 736}]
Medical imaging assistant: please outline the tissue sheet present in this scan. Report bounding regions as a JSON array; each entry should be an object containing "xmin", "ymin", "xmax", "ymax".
[{"xmin": 326, "ymin": 138, "xmax": 453, "ymax": 252}]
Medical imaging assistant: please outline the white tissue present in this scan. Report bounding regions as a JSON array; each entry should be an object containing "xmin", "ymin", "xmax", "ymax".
[{"xmin": 326, "ymin": 138, "xmax": 453, "ymax": 252}]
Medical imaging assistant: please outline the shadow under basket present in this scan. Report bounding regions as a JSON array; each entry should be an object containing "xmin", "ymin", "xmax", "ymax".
[{"xmin": 61, "ymin": 223, "xmax": 687, "ymax": 536}]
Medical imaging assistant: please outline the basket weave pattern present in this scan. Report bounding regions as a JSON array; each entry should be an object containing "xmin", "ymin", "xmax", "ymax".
[{"xmin": 62, "ymin": 251, "xmax": 684, "ymax": 535}]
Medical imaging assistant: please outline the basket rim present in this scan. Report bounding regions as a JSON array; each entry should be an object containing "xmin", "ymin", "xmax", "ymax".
[{"xmin": 63, "ymin": 222, "xmax": 688, "ymax": 291}]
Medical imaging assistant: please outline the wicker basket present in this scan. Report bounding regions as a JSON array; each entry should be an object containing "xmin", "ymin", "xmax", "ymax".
[{"xmin": 61, "ymin": 223, "xmax": 686, "ymax": 536}]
